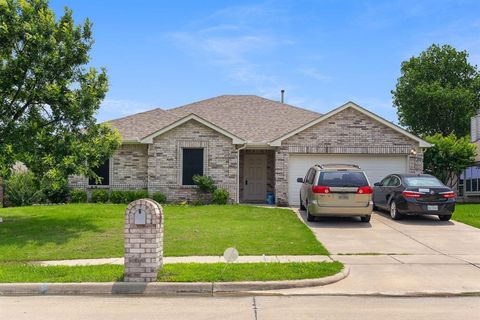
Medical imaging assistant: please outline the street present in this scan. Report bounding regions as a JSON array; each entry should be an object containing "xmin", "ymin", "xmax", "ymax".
[{"xmin": 1, "ymin": 295, "xmax": 478, "ymax": 320}]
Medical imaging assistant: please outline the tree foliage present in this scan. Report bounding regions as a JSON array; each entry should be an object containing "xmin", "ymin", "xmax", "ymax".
[
  {"xmin": 392, "ymin": 44, "xmax": 480, "ymax": 137},
  {"xmin": 423, "ymin": 133, "xmax": 477, "ymax": 187},
  {"xmin": 0, "ymin": 0, "xmax": 120, "ymax": 187}
]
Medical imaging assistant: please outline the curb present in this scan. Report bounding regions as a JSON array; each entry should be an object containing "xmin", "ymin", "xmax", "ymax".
[{"xmin": 0, "ymin": 267, "xmax": 349, "ymax": 296}]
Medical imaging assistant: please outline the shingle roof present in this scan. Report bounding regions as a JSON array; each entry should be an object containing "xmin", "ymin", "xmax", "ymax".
[
  {"xmin": 168, "ymin": 95, "xmax": 321, "ymax": 142},
  {"xmin": 106, "ymin": 95, "xmax": 321, "ymax": 143},
  {"xmin": 106, "ymin": 108, "xmax": 180, "ymax": 141}
]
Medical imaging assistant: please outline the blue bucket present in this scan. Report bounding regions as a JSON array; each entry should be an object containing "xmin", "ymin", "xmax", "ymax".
[{"xmin": 266, "ymin": 192, "xmax": 275, "ymax": 205}]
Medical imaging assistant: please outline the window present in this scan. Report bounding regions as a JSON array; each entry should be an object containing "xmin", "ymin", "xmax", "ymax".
[
  {"xmin": 380, "ymin": 176, "xmax": 392, "ymax": 186},
  {"xmin": 89, "ymin": 159, "xmax": 110, "ymax": 185},
  {"xmin": 462, "ymin": 166, "xmax": 480, "ymax": 193},
  {"xmin": 386, "ymin": 176, "xmax": 401, "ymax": 187},
  {"xmin": 182, "ymin": 148, "xmax": 204, "ymax": 185},
  {"xmin": 307, "ymin": 169, "xmax": 316, "ymax": 184},
  {"xmin": 317, "ymin": 171, "xmax": 368, "ymax": 187},
  {"xmin": 404, "ymin": 176, "xmax": 444, "ymax": 187}
]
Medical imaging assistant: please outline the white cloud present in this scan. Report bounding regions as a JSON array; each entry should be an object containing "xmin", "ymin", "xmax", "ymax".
[{"xmin": 164, "ymin": 3, "xmax": 293, "ymax": 93}]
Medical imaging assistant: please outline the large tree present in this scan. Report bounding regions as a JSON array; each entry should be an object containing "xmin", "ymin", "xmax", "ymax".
[
  {"xmin": 392, "ymin": 44, "xmax": 480, "ymax": 137},
  {"xmin": 0, "ymin": 0, "xmax": 120, "ymax": 193}
]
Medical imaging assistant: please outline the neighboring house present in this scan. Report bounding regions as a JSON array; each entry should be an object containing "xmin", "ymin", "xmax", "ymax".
[
  {"xmin": 458, "ymin": 110, "xmax": 480, "ymax": 202},
  {"xmin": 69, "ymin": 95, "xmax": 430, "ymax": 206}
]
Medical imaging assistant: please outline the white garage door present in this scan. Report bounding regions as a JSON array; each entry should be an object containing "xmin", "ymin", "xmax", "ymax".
[{"xmin": 288, "ymin": 154, "xmax": 408, "ymax": 206}]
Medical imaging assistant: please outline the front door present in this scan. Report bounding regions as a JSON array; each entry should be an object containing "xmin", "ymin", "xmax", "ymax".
[{"xmin": 244, "ymin": 154, "xmax": 267, "ymax": 202}]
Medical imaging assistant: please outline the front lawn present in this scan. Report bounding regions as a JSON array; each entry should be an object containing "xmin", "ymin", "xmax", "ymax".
[
  {"xmin": 0, "ymin": 204, "xmax": 327, "ymax": 261},
  {"xmin": 453, "ymin": 204, "xmax": 480, "ymax": 228},
  {"xmin": 0, "ymin": 262, "xmax": 343, "ymax": 283}
]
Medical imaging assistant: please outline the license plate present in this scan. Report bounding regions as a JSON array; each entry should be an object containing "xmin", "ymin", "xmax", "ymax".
[
  {"xmin": 338, "ymin": 194, "xmax": 349, "ymax": 200},
  {"xmin": 427, "ymin": 205, "xmax": 438, "ymax": 211}
]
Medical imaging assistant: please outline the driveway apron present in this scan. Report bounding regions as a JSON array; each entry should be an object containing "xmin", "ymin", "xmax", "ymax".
[{"xmin": 263, "ymin": 210, "xmax": 480, "ymax": 295}]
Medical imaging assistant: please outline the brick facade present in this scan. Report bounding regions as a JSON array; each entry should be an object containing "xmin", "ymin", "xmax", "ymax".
[
  {"xmin": 69, "ymin": 107, "xmax": 424, "ymax": 206},
  {"xmin": 148, "ymin": 120, "xmax": 238, "ymax": 202},
  {"xmin": 274, "ymin": 108, "xmax": 423, "ymax": 206}
]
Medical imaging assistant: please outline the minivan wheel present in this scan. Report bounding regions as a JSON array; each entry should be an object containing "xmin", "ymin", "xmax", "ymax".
[
  {"xmin": 439, "ymin": 214, "xmax": 452, "ymax": 221},
  {"xmin": 390, "ymin": 201, "xmax": 402, "ymax": 220},
  {"xmin": 360, "ymin": 215, "xmax": 371, "ymax": 223},
  {"xmin": 306, "ymin": 206, "xmax": 315, "ymax": 222},
  {"xmin": 300, "ymin": 194, "xmax": 306, "ymax": 211}
]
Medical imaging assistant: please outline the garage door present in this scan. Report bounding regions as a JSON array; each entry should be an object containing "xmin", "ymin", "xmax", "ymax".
[{"xmin": 288, "ymin": 154, "xmax": 408, "ymax": 206}]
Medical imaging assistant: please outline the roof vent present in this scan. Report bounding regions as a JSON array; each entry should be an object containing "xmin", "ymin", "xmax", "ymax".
[{"xmin": 280, "ymin": 89, "xmax": 285, "ymax": 103}]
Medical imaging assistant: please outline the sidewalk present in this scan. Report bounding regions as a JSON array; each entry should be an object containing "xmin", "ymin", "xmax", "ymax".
[{"xmin": 37, "ymin": 255, "xmax": 333, "ymax": 266}]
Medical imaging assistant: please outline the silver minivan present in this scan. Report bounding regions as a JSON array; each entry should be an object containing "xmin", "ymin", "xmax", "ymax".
[{"xmin": 297, "ymin": 164, "xmax": 373, "ymax": 222}]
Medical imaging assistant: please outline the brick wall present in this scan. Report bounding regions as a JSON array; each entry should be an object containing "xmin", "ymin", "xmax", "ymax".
[
  {"xmin": 69, "ymin": 120, "xmax": 239, "ymax": 203},
  {"xmin": 147, "ymin": 120, "xmax": 238, "ymax": 203},
  {"xmin": 274, "ymin": 107, "xmax": 423, "ymax": 206},
  {"xmin": 68, "ymin": 144, "xmax": 149, "ymax": 191}
]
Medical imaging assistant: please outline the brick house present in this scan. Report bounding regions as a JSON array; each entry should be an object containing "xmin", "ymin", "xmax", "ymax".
[
  {"xmin": 69, "ymin": 95, "xmax": 430, "ymax": 206},
  {"xmin": 458, "ymin": 110, "xmax": 480, "ymax": 202}
]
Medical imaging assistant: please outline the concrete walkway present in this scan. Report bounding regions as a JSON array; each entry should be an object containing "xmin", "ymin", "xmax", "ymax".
[
  {"xmin": 257, "ymin": 209, "xmax": 480, "ymax": 295},
  {"xmin": 38, "ymin": 255, "xmax": 332, "ymax": 266}
]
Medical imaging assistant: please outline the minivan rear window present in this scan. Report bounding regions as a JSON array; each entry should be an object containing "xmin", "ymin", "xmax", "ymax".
[
  {"xmin": 404, "ymin": 177, "xmax": 444, "ymax": 187},
  {"xmin": 317, "ymin": 171, "xmax": 368, "ymax": 187}
]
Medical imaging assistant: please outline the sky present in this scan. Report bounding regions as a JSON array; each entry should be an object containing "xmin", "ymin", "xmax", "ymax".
[{"xmin": 49, "ymin": 0, "xmax": 480, "ymax": 123}]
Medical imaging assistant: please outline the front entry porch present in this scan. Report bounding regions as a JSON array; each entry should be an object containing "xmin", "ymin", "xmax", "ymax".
[{"xmin": 239, "ymin": 149, "xmax": 275, "ymax": 203}]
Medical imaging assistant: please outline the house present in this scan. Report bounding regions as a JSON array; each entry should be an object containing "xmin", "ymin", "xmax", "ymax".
[
  {"xmin": 69, "ymin": 95, "xmax": 430, "ymax": 206},
  {"xmin": 458, "ymin": 110, "xmax": 480, "ymax": 202}
]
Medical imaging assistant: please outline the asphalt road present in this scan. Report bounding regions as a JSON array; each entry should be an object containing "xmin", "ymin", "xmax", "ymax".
[{"xmin": 1, "ymin": 295, "xmax": 479, "ymax": 320}]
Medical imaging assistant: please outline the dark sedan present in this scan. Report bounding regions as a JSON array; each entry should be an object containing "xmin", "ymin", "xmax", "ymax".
[{"xmin": 373, "ymin": 174, "xmax": 455, "ymax": 221}]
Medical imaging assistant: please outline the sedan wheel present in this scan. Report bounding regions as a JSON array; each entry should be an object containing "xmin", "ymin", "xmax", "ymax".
[
  {"xmin": 439, "ymin": 214, "xmax": 452, "ymax": 221},
  {"xmin": 390, "ymin": 201, "xmax": 402, "ymax": 220}
]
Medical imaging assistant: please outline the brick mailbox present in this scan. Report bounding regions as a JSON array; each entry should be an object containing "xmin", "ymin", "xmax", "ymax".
[{"xmin": 124, "ymin": 199, "xmax": 164, "ymax": 282}]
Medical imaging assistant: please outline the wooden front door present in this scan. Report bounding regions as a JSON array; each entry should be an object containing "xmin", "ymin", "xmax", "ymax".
[{"xmin": 244, "ymin": 154, "xmax": 267, "ymax": 201}]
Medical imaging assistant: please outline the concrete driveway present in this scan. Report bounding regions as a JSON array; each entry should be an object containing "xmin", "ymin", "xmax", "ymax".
[{"xmin": 263, "ymin": 210, "xmax": 480, "ymax": 295}]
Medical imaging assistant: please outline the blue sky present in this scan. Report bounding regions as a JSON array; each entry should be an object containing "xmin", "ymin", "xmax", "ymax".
[{"xmin": 50, "ymin": 0, "xmax": 480, "ymax": 123}]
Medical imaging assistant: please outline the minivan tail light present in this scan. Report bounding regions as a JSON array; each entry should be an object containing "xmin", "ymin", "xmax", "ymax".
[
  {"xmin": 440, "ymin": 191, "xmax": 456, "ymax": 199},
  {"xmin": 402, "ymin": 191, "xmax": 422, "ymax": 198},
  {"xmin": 312, "ymin": 186, "xmax": 331, "ymax": 194},
  {"xmin": 357, "ymin": 186, "xmax": 373, "ymax": 194}
]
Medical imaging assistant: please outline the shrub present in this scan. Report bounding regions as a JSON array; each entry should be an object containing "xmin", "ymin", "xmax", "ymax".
[
  {"xmin": 212, "ymin": 188, "xmax": 229, "ymax": 205},
  {"xmin": 106, "ymin": 190, "xmax": 149, "ymax": 204},
  {"xmin": 91, "ymin": 189, "xmax": 109, "ymax": 203},
  {"xmin": 70, "ymin": 189, "xmax": 87, "ymax": 203},
  {"xmin": 5, "ymin": 172, "xmax": 42, "ymax": 206},
  {"xmin": 134, "ymin": 190, "xmax": 149, "ymax": 200},
  {"xmin": 41, "ymin": 178, "xmax": 71, "ymax": 204},
  {"xmin": 151, "ymin": 192, "xmax": 167, "ymax": 204},
  {"xmin": 192, "ymin": 175, "xmax": 217, "ymax": 193},
  {"xmin": 110, "ymin": 190, "xmax": 128, "ymax": 204}
]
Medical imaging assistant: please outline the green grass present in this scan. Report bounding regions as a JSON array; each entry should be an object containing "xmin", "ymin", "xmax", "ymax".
[
  {"xmin": 0, "ymin": 263, "xmax": 123, "ymax": 283},
  {"xmin": 0, "ymin": 262, "xmax": 343, "ymax": 283},
  {"xmin": 158, "ymin": 262, "xmax": 343, "ymax": 282},
  {"xmin": 0, "ymin": 204, "xmax": 327, "ymax": 262},
  {"xmin": 453, "ymin": 204, "xmax": 480, "ymax": 228}
]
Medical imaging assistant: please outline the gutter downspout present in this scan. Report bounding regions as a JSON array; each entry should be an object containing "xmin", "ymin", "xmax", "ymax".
[{"xmin": 236, "ymin": 143, "xmax": 247, "ymax": 204}]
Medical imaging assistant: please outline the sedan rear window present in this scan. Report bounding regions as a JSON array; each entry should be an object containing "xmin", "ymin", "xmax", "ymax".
[
  {"xmin": 404, "ymin": 177, "xmax": 445, "ymax": 187},
  {"xmin": 317, "ymin": 171, "xmax": 368, "ymax": 187}
]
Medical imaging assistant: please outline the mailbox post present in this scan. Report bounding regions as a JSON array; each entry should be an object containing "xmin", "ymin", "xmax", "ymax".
[{"xmin": 124, "ymin": 199, "xmax": 164, "ymax": 282}]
